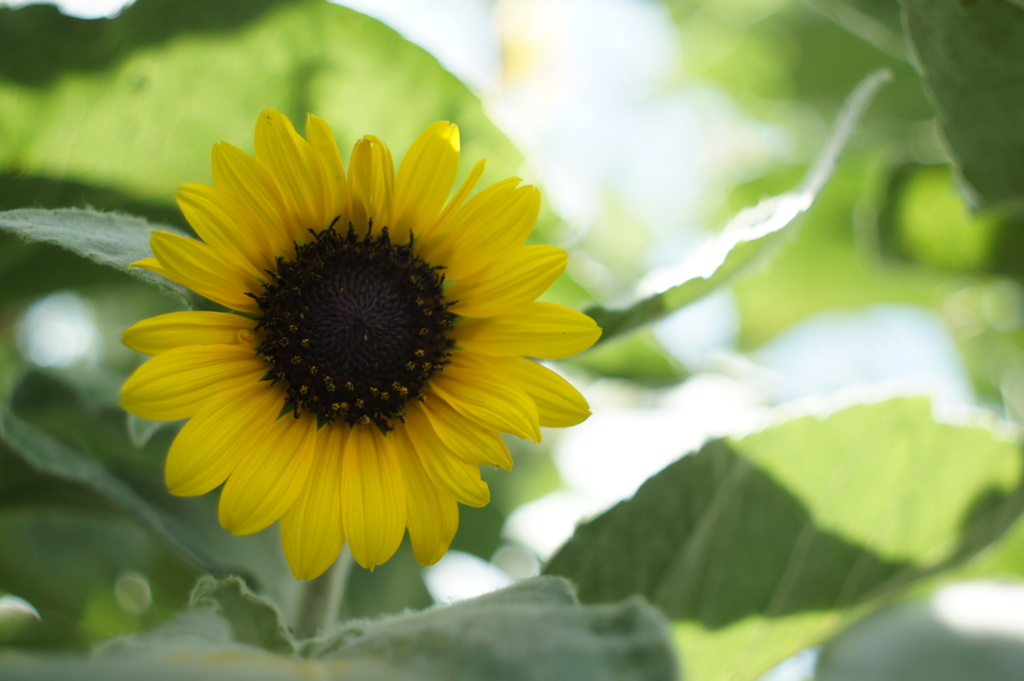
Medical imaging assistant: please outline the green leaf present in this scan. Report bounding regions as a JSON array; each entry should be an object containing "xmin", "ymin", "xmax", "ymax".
[
  {"xmin": 808, "ymin": 0, "xmax": 907, "ymax": 58},
  {"xmin": 0, "ymin": 577, "xmax": 679, "ymax": 681},
  {"xmin": 874, "ymin": 163, "xmax": 1024, "ymax": 276},
  {"xmin": 569, "ymin": 330, "xmax": 689, "ymax": 385},
  {"xmin": 125, "ymin": 413, "xmax": 172, "ymax": 448},
  {"xmin": 0, "ymin": 0, "xmax": 521, "ymax": 213},
  {"xmin": 189, "ymin": 576, "xmax": 293, "ymax": 654},
  {"xmin": 0, "ymin": 208, "xmax": 195, "ymax": 305},
  {"xmin": 901, "ymin": 0, "xmax": 1024, "ymax": 208},
  {"xmin": 587, "ymin": 69, "xmax": 890, "ymax": 343},
  {"xmin": 0, "ymin": 406, "xmax": 285, "ymax": 590},
  {"xmin": 321, "ymin": 577, "xmax": 678, "ymax": 681},
  {"xmin": 545, "ymin": 398, "xmax": 1024, "ymax": 681}
]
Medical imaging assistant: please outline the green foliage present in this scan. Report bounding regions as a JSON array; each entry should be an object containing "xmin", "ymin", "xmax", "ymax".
[
  {"xmin": 588, "ymin": 71, "xmax": 890, "ymax": 344},
  {"xmin": 189, "ymin": 576, "xmax": 294, "ymax": 653},
  {"xmin": 546, "ymin": 398, "xmax": 1024, "ymax": 681},
  {"xmin": 0, "ymin": 0, "xmax": 521, "ymax": 207},
  {"xmin": 901, "ymin": 0, "xmax": 1024, "ymax": 209},
  {"xmin": 875, "ymin": 163, "xmax": 1024, "ymax": 277},
  {"xmin": 570, "ymin": 330, "xmax": 689, "ymax": 385},
  {"xmin": 0, "ymin": 406, "xmax": 291, "ymax": 588},
  {"xmin": 1, "ymin": 576, "xmax": 679, "ymax": 681},
  {"xmin": 0, "ymin": 369, "xmax": 296, "ymax": 626}
]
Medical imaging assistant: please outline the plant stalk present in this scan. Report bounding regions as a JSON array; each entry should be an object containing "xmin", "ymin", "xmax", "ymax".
[{"xmin": 293, "ymin": 546, "xmax": 354, "ymax": 639}]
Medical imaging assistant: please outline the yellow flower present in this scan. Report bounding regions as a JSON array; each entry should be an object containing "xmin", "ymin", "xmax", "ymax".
[{"xmin": 119, "ymin": 110, "xmax": 600, "ymax": 579}]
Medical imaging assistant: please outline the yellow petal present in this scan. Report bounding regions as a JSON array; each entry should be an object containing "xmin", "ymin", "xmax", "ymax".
[
  {"xmin": 120, "ymin": 344, "xmax": 267, "ymax": 421},
  {"xmin": 427, "ymin": 352, "xmax": 541, "ymax": 442},
  {"xmin": 211, "ymin": 141, "xmax": 299, "ymax": 245},
  {"xmin": 122, "ymin": 311, "xmax": 256, "ymax": 356},
  {"xmin": 280, "ymin": 424, "xmax": 347, "ymax": 580},
  {"xmin": 447, "ymin": 245, "xmax": 567, "ymax": 317},
  {"xmin": 453, "ymin": 302, "xmax": 601, "ymax": 359},
  {"xmin": 254, "ymin": 108, "xmax": 331, "ymax": 234},
  {"xmin": 403, "ymin": 405, "xmax": 492, "ymax": 506},
  {"xmin": 218, "ymin": 411, "xmax": 317, "ymax": 536},
  {"xmin": 391, "ymin": 122, "xmax": 460, "ymax": 244},
  {"xmin": 305, "ymin": 113, "xmax": 348, "ymax": 226},
  {"xmin": 416, "ymin": 179, "xmax": 539, "ymax": 280},
  {"xmin": 164, "ymin": 380, "xmax": 285, "ymax": 496},
  {"xmin": 420, "ymin": 158, "xmax": 486, "ymax": 242},
  {"xmin": 501, "ymin": 357, "xmax": 591, "ymax": 427},
  {"xmin": 416, "ymin": 397, "xmax": 512, "ymax": 470},
  {"xmin": 130, "ymin": 256, "xmax": 162, "ymax": 272},
  {"xmin": 389, "ymin": 424, "xmax": 459, "ymax": 566},
  {"xmin": 347, "ymin": 135, "xmax": 395, "ymax": 238},
  {"xmin": 341, "ymin": 425, "xmax": 406, "ymax": 570},
  {"xmin": 177, "ymin": 183, "xmax": 288, "ymax": 268},
  {"xmin": 145, "ymin": 231, "xmax": 261, "ymax": 313}
]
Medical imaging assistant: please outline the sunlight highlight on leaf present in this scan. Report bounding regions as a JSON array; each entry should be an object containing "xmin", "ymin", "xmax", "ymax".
[{"xmin": 586, "ymin": 69, "xmax": 891, "ymax": 343}]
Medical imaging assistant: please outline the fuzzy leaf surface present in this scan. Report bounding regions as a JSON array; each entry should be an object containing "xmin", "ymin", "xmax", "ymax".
[{"xmin": 0, "ymin": 577, "xmax": 679, "ymax": 681}]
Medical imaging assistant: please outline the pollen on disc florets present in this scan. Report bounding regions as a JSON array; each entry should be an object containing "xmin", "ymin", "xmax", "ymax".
[{"xmin": 252, "ymin": 220, "xmax": 455, "ymax": 430}]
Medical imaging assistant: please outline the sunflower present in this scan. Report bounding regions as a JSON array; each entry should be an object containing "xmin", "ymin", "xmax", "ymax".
[{"xmin": 119, "ymin": 110, "xmax": 600, "ymax": 579}]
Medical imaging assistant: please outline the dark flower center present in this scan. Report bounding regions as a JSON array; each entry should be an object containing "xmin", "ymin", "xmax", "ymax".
[{"xmin": 253, "ymin": 221, "xmax": 455, "ymax": 429}]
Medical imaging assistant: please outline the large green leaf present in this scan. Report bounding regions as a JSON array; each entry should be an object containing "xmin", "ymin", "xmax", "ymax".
[
  {"xmin": 545, "ymin": 398, "xmax": 1024, "ymax": 681},
  {"xmin": 901, "ymin": 0, "xmax": 1024, "ymax": 209},
  {"xmin": 0, "ymin": 0, "xmax": 521, "ymax": 210},
  {"xmin": 1, "ymin": 577, "xmax": 679, "ymax": 681},
  {"xmin": 586, "ymin": 70, "xmax": 890, "ymax": 343}
]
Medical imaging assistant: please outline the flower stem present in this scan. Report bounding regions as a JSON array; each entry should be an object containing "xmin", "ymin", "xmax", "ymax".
[{"xmin": 293, "ymin": 546, "xmax": 353, "ymax": 639}]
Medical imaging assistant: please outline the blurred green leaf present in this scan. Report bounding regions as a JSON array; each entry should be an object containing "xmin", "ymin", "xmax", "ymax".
[
  {"xmin": 0, "ymin": 208, "xmax": 196, "ymax": 306},
  {"xmin": 586, "ymin": 70, "xmax": 889, "ymax": 343},
  {"xmin": 0, "ymin": 505, "xmax": 180, "ymax": 647},
  {"xmin": 340, "ymin": 541, "xmax": 432, "ymax": 621},
  {"xmin": 570, "ymin": 330, "xmax": 688, "ymax": 385},
  {"xmin": 125, "ymin": 414, "xmax": 173, "ymax": 449},
  {"xmin": 902, "ymin": 0, "xmax": 1024, "ymax": 209},
  {"xmin": 817, "ymin": 583, "xmax": 1024, "ymax": 681},
  {"xmin": 727, "ymin": 150, "xmax": 953, "ymax": 351},
  {"xmin": 2, "ymin": 577, "xmax": 679, "ymax": 681},
  {"xmin": 668, "ymin": 1, "xmax": 930, "ymax": 128},
  {"xmin": 545, "ymin": 398, "xmax": 1024, "ymax": 681},
  {"xmin": 808, "ymin": 0, "xmax": 907, "ymax": 58},
  {"xmin": 875, "ymin": 163, "xmax": 1024, "ymax": 277},
  {"xmin": 0, "ymin": 405, "xmax": 296, "ymax": 596},
  {"xmin": 0, "ymin": 0, "xmax": 521, "ymax": 213},
  {"xmin": 0, "ymin": 407, "xmax": 211, "ymax": 570}
]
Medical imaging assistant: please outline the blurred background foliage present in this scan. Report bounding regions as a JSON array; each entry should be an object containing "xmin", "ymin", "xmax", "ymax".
[{"xmin": 3, "ymin": 0, "xmax": 1024, "ymax": 679}]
